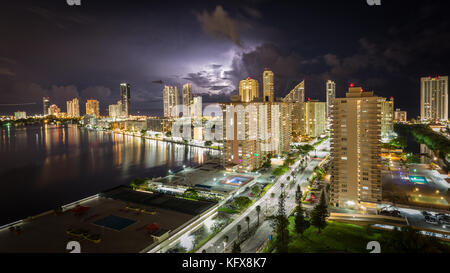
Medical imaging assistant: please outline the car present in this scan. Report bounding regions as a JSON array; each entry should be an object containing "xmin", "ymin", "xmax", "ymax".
[
  {"xmin": 425, "ymin": 217, "xmax": 439, "ymax": 225},
  {"xmin": 422, "ymin": 211, "xmax": 432, "ymax": 217}
]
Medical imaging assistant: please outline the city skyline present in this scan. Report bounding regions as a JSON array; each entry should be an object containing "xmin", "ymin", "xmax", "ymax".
[{"xmin": 0, "ymin": 1, "xmax": 448, "ymax": 118}]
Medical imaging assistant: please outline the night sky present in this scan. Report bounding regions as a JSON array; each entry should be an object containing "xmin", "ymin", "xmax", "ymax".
[{"xmin": 0, "ymin": 0, "xmax": 449, "ymax": 117}]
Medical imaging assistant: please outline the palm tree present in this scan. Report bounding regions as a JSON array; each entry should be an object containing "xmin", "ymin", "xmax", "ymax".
[
  {"xmin": 256, "ymin": 205, "xmax": 261, "ymax": 226},
  {"xmin": 245, "ymin": 216, "xmax": 250, "ymax": 233},
  {"xmin": 237, "ymin": 224, "xmax": 242, "ymax": 241}
]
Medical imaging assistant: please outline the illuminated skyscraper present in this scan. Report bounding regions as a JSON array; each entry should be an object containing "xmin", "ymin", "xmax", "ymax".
[
  {"xmin": 326, "ymin": 80, "xmax": 336, "ymax": 121},
  {"xmin": 43, "ymin": 97, "xmax": 50, "ymax": 116},
  {"xmin": 66, "ymin": 98, "xmax": 80, "ymax": 117},
  {"xmin": 163, "ymin": 85, "xmax": 179, "ymax": 118},
  {"xmin": 284, "ymin": 81, "xmax": 305, "ymax": 103},
  {"xmin": 192, "ymin": 96, "xmax": 202, "ymax": 118},
  {"xmin": 86, "ymin": 99, "xmax": 100, "ymax": 117},
  {"xmin": 263, "ymin": 69, "xmax": 274, "ymax": 102},
  {"xmin": 109, "ymin": 101, "xmax": 122, "ymax": 118},
  {"xmin": 381, "ymin": 97, "xmax": 394, "ymax": 138},
  {"xmin": 222, "ymin": 101, "xmax": 291, "ymax": 172},
  {"xmin": 330, "ymin": 86, "xmax": 382, "ymax": 212},
  {"xmin": 239, "ymin": 78, "xmax": 259, "ymax": 102},
  {"xmin": 120, "ymin": 83, "xmax": 131, "ymax": 117},
  {"xmin": 303, "ymin": 100, "xmax": 326, "ymax": 138},
  {"xmin": 48, "ymin": 104, "xmax": 61, "ymax": 117},
  {"xmin": 182, "ymin": 83, "xmax": 193, "ymax": 108},
  {"xmin": 394, "ymin": 109, "xmax": 407, "ymax": 122},
  {"xmin": 420, "ymin": 76, "xmax": 448, "ymax": 122},
  {"xmin": 14, "ymin": 111, "xmax": 26, "ymax": 120}
]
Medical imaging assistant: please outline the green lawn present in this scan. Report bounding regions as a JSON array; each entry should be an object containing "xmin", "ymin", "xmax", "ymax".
[{"xmin": 286, "ymin": 218, "xmax": 383, "ymax": 253}]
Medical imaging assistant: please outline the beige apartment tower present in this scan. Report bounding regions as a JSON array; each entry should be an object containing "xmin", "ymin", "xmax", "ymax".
[
  {"xmin": 326, "ymin": 80, "xmax": 336, "ymax": 121},
  {"xmin": 66, "ymin": 98, "xmax": 80, "ymax": 117},
  {"xmin": 86, "ymin": 99, "xmax": 100, "ymax": 117},
  {"xmin": 163, "ymin": 85, "xmax": 179, "ymax": 118},
  {"xmin": 263, "ymin": 69, "xmax": 274, "ymax": 102},
  {"xmin": 420, "ymin": 76, "xmax": 448, "ymax": 122},
  {"xmin": 381, "ymin": 97, "xmax": 394, "ymax": 138},
  {"xmin": 330, "ymin": 87, "xmax": 382, "ymax": 212},
  {"xmin": 222, "ymin": 101, "xmax": 291, "ymax": 172},
  {"xmin": 239, "ymin": 78, "xmax": 259, "ymax": 103},
  {"xmin": 303, "ymin": 100, "xmax": 326, "ymax": 138}
]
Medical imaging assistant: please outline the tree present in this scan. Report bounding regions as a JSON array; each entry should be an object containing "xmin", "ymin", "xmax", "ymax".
[
  {"xmin": 310, "ymin": 190, "xmax": 329, "ymax": 233},
  {"xmin": 256, "ymin": 205, "xmax": 261, "ymax": 226},
  {"xmin": 294, "ymin": 202, "xmax": 310, "ymax": 236},
  {"xmin": 295, "ymin": 185, "xmax": 303, "ymax": 204},
  {"xmin": 234, "ymin": 196, "xmax": 252, "ymax": 211},
  {"xmin": 205, "ymin": 141, "xmax": 213, "ymax": 146},
  {"xmin": 232, "ymin": 242, "xmax": 241, "ymax": 253},
  {"xmin": 245, "ymin": 216, "xmax": 250, "ymax": 233},
  {"xmin": 251, "ymin": 185, "xmax": 261, "ymax": 196},
  {"xmin": 269, "ymin": 193, "xmax": 289, "ymax": 253},
  {"xmin": 237, "ymin": 224, "xmax": 242, "ymax": 241}
]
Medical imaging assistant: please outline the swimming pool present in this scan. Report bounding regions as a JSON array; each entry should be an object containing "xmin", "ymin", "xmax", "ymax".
[
  {"xmin": 93, "ymin": 215, "xmax": 136, "ymax": 231},
  {"xmin": 409, "ymin": 176, "xmax": 428, "ymax": 184},
  {"xmin": 221, "ymin": 175, "xmax": 254, "ymax": 186}
]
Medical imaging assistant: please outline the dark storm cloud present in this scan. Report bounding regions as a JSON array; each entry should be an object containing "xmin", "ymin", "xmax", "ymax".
[{"xmin": 196, "ymin": 5, "xmax": 242, "ymax": 46}]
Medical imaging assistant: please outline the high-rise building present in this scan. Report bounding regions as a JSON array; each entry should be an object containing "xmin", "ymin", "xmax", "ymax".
[
  {"xmin": 163, "ymin": 85, "xmax": 179, "ymax": 118},
  {"xmin": 263, "ymin": 69, "xmax": 274, "ymax": 102},
  {"xmin": 326, "ymin": 80, "xmax": 336, "ymax": 121},
  {"xmin": 66, "ymin": 98, "xmax": 80, "ymax": 117},
  {"xmin": 303, "ymin": 100, "xmax": 327, "ymax": 138},
  {"xmin": 394, "ymin": 109, "xmax": 407, "ymax": 123},
  {"xmin": 14, "ymin": 111, "xmax": 26, "ymax": 120},
  {"xmin": 109, "ymin": 101, "xmax": 122, "ymax": 118},
  {"xmin": 43, "ymin": 97, "xmax": 50, "ymax": 116},
  {"xmin": 48, "ymin": 104, "xmax": 61, "ymax": 117},
  {"xmin": 420, "ymin": 76, "xmax": 448, "ymax": 122},
  {"xmin": 239, "ymin": 78, "xmax": 259, "ymax": 103},
  {"xmin": 182, "ymin": 83, "xmax": 193, "ymax": 108},
  {"xmin": 86, "ymin": 99, "xmax": 100, "ymax": 117},
  {"xmin": 381, "ymin": 97, "xmax": 394, "ymax": 138},
  {"xmin": 120, "ymin": 83, "xmax": 131, "ymax": 117},
  {"xmin": 192, "ymin": 96, "xmax": 202, "ymax": 118},
  {"xmin": 330, "ymin": 86, "xmax": 382, "ymax": 212},
  {"xmin": 284, "ymin": 81, "xmax": 305, "ymax": 103},
  {"xmin": 222, "ymin": 101, "xmax": 291, "ymax": 172}
]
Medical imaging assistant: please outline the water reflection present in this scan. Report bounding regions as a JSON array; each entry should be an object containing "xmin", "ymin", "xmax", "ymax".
[{"xmin": 0, "ymin": 124, "xmax": 219, "ymax": 225}]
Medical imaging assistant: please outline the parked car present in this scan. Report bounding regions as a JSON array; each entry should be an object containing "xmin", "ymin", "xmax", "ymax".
[{"xmin": 425, "ymin": 216, "xmax": 439, "ymax": 225}]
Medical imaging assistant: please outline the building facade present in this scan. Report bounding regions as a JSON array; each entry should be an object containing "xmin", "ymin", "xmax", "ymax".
[
  {"xmin": 163, "ymin": 85, "xmax": 179, "ymax": 118},
  {"xmin": 14, "ymin": 111, "xmax": 26, "ymax": 119},
  {"xmin": 284, "ymin": 81, "xmax": 305, "ymax": 103},
  {"xmin": 394, "ymin": 109, "xmax": 407, "ymax": 123},
  {"xmin": 330, "ymin": 86, "xmax": 382, "ymax": 212},
  {"xmin": 420, "ymin": 76, "xmax": 448, "ymax": 122},
  {"xmin": 48, "ymin": 104, "xmax": 61, "ymax": 117},
  {"xmin": 43, "ymin": 97, "xmax": 50, "ymax": 116},
  {"xmin": 192, "ymin": 96, "xmax": 202, "ymax": 119},
  {"xmin": 182, "ymin": 83, "xmax": 193, "ymax": 110},
  {"xmin": 303, "ymin": 100, "xmax": 326, "ymax": 138},
  {"xmin": 263, "ymin": 69, "xmax": 274, "ymax": 102},
  {"xmin": 120, "ymin": 83, "xmax": 131, "ymax": 117},
  {"xmin": 326, "ymin": 80, "xmax": 336, "ymax": 121},
  {"xmin": 381, "ymin": 97, "xmax": 394, "ymax": 138},
  {"xmin": 66, "ymin": 98, "xmax": 80, "ymax": 117},
  {"xmin": 221, "ymin": 101, "xmax": 291, "ymax": 172},
  {"xmin": 86, "ymin": 99, "xmax": 100, "ymax": 117},
  {"xmin": 239, "ymin": 78, "xmax": 259, "ymax": 103}
]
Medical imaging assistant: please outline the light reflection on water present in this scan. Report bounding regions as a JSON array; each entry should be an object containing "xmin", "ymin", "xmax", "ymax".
[{"xmin": 0, "ymin": 124, "xmax": 219, "ymax": 226}]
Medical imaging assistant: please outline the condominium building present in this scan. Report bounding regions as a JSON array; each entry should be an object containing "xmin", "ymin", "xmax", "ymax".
[
  {"xmin": 86, "ymin": 99, "xmax": 100, "ymax": 117},
  {"xmin": 163, "ymin": 85, "xmax": 179, "ymax": 118},
  {"xmin": 43, "ymin": 97, "xmax": 50, "ymax": 116},
  {"xmin": 303, "ymin": 100, "xmax": 326, "ymax": 138},
  {"xmin": 182, "ymin": 83, "xmax": 193, "ymax": 109},
  {"xmin": 48, "ymin": 104, "xmax": 61, "ymax": 117},
  {"xmin": 221, "ymin": 101, "xmax": 291, "ymax": 172},
  {"xmin": 330, "ymin": 86, "xmax": 382, "ymax": 212},
  {"xmin": 394, "ymin": 109, "xmax": 407, "ymax": 123},
  {"xmin": 192, "ymin": 96, "xmax": 203, "ymax": 119},
  {"xmin": 381, "ymin": 97, "xmax": 394, "ymax": 138},
  {"xmin": 239, "ymin": 78, "xmax": 259, "ymax": 103},
  {"xmin": 109, "ymin": 101, "xmax": 122, "ymax": 118},
  {"xmin": 263, "ymin": 69, "xmax": 274, "ymax": 102},
  {"xmin": 326, "ymin": 80, "xmax": 336, "ymax": 121},
  {"xmin": 120, "ymin": 83, "xmax": 131, "ymax": 117},
  {"xmin": 420, "ymin": 76, "xmax": 448, "ymax": 122},
  {"xmin": 14, "ymin": 111, "xmax": 26, "ymax": 120},
  {"xmin": 284, "ymin": 81, "xmax": 305, "ymax": 103},
  {"xmin": 66, "ymin": 98, "xmax": 80, "ymax": 117}
]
